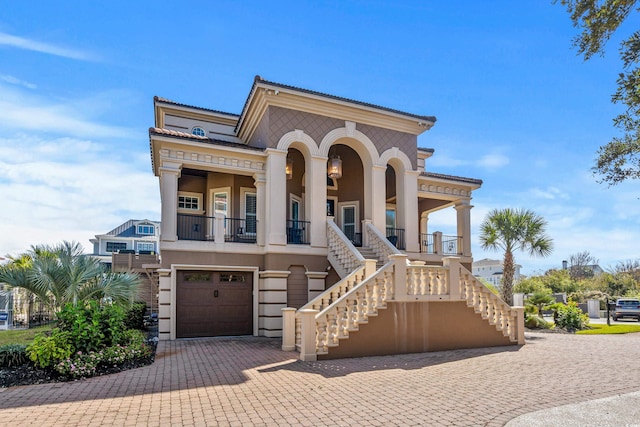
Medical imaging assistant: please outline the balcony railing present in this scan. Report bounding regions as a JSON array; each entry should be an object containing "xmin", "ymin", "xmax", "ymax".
[
  {"xmin": 225, "ymin": 218, "xmax": 257, "ymax": 243},
  {"xmin": 287, "ymin": 220, "xmax": 310, "ymax": 244},
  {"xmin": 177, "ymin": 214, "xmax": 214, "ymax": 241},
  {"xmin": 419, "ymin": 233, "xmax": 462, "ymax": 255},
  {"xmin": 177, "ymin": 214, "xmax": 257, "ymax": 243},
  {"xmin": 420, "ymin": 233, "xmax": 434, "ymax": 253},
  {"xmin": 442, "ymin": 235, "xmax": 461, "ymax": 255},
  {"xmin": 386, "ymin": 227, "xmax": 405, "ymax": 250}
]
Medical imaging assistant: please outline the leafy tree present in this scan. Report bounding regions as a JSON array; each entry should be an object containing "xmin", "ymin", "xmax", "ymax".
[
  {"xmin": 515, "ymin": 276, "xmax": 553, "ymax": 295},
  {"xmin": 479, "ymin": 208, "xmax": 554, "ymax": 305},
  {"xmin": 556, "ymin": 0, "xmax": 640, "ymax": 185},
  {"xmin": 568, "ymin": 250, "xmax": 600, "ymax": 279},
  {"xmin": 0, "ymin": 241, "xmax": 141, "ymax": 312},
  {"xmin": 526, "ymin": 292, "xmax": 556, "ymax": 318}
]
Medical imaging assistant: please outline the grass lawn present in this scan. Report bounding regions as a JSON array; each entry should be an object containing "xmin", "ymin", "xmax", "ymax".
[
  {"xmin": 0, "ymin": 325, "xmax": 54, "ymax": 346},
  {"xmin": 577, "ymin": 324, "xmax": 640, "ymax": 335}
]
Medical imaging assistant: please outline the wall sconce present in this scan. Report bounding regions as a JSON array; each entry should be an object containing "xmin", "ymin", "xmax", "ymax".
[
  {"xmin": 285, "ymin": 157, "xmax": 293, "ymax": 180},
  {"xmin": 327, "ymin": 155, "xmax": 342, "ymax": 179}
]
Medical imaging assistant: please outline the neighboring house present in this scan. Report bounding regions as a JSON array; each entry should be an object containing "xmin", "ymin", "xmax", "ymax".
[
  {"xmin": 472, "ymin": 258, "xmax": 522, "ymax": 288},
  {"xmin": 90, "ymin": 219, "xmax": 161, "ymax": 268},
  {"xmin": 149, "ymin": 76, "xmax": 524, "ymax": 360}
]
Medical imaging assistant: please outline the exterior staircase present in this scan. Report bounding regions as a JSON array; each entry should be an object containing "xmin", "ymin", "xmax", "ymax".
[
  {"xmin": 281, "ymin": 220, "xmax": 525, "ymax": 361},
  {"xmin": 356, "ymin": 247, "xmax": 384, "ymax": 269}
]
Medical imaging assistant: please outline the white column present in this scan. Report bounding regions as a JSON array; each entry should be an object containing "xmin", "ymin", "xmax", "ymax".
[
  {"xmin": 157, "ymin": 269, "xmax": 172, "ymax": 341},
  {"xmin": 159, "ymin": 162, "xmax": 182, "ymax": 242},
  {"xmin": 309, "ymin": 155, "xmax": 328, "ymax": 247},
  {"xmin": 265, "ymin": 149, "xmax": 287, "ymax": 246},
  {"xmin": 454, "ymin": 201, "xmax": 473, "ymax": 257},
  {"xmin": 306, "ymin": 271, "xmax": 328, "ymax": 301},
  {"xmin": 402, "ymin": 170, "xmax": 420, "ymax": 253},
  {"xmin": 370, "ymin": 164, "xmax": 387, "ymax": 232},
  {"xmin": 254, "ymin": 173, "xmax": 267, "ymax": 246}
]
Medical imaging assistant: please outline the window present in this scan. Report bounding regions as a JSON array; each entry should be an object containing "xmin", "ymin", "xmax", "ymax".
[
  {"xmin": 178, "ymin": 191, "xmax": 203, "ymax": 213},
  {"xmin": 244, "ymin": 192, "xmax": 257, "ymax": 233},
  {"xmin": 290, "ymin": 194, "xmax": 303, "ymax": 222},
  {"xmin": 210, "ymin": 187, "xmax": 231, "ymax": 216},
  {"xmin": 106, "ymin": 242, "xmax": 127, "ymax": 253},
  {"xmin": 137, "ymin": 242, "xmax": 155, "ymax": 252},
  {"xmin": 192, "ymin": 126, "xmax": 206, "ymax": 137},
  {"xmin": 386, "ymin": 207, "xmax": 396, "ymax": 229},
  {"xmin": 137, "ymin": 224, "xmax": 155, "ymax": 235}
]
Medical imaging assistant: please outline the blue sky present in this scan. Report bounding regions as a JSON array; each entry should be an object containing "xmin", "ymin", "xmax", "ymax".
[{"xmin": 0, "ymin": 1, "xmax": 637, "ymax": 274}]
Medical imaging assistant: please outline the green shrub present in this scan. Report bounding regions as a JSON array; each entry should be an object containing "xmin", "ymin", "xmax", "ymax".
[
  {"xmin": 0, "ymin": 344, "xmax": 29, "ymax": 367},
  {"xmin": 525, "ymin": 315, "xmax": 552, "ymax": 329},
  {"xmin": 56, "ymin": 301, "xmax": 128, "ymax": 352},
  {"xmin": 124, "ymin": 302, "xmax": 147, "ymax": 330},
  {"xmin": 26, "ymin": 330, "xmax": 73, "ymax": 368},
  {"xmin": 551, "ymin": 302, "xmax": 590, "ymax": 331},
  {"xmin": 54, "ymin": 351, "xmax": 99, "ymax": 378}
]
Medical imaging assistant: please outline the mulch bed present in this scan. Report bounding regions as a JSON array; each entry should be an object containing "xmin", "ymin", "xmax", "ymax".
[
  {"xmin": 0, "ymin": 329, "xmax": 158, "ymax": 389},
  {"xmin": 0, "ymin": 353, "xmax": 156, "ymax": 388}
]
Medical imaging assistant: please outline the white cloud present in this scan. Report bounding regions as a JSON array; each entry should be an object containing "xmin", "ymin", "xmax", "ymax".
[
  {"xmin": 0, "ymin": 134, "xmax": 160, "ymax": 257},
  {"xmin": 0, "ymin": 84, "xmax": 135, "ymax": 139},
  {"xmin": 0, "ymin": 74, "xmax": 36, "ymax": 89},
  {"xmin": 477, "ymin": 153, "xmax": 509, "ymax": 169},
  {"xmin": 0, "ymin": 31, "xmax": 97, "ymax": 61},
  {"xmin": 528, "ymin": 186, "xmax": 569, "ymax": 200}
]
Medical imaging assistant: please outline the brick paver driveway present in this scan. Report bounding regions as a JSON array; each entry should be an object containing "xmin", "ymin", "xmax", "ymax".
[{"xmin": 1, "ymin": 331, "xmax": 640, "ymax": 426}]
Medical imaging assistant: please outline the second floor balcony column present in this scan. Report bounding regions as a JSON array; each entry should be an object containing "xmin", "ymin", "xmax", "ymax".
[
  {"xmin": 159, "ymin": 161, "xmax": 182, "ymax": 242},
  {"xmin": 454, "ymin": 201, "xmax": 473, "ymax": 257},
  {"xmin": 401, "ymin": 170, "xmax": 420, "ymax": 253},
  {"xmin": 254, "ymin": 172, "xmax": 266, "ymax": 246},
  {"xmin": 309, "ymin": 155, "xmax": 328, "ymax": 247},
  {"xmin": 370, "ymin": 164, "xmax": 387, "ymax": 232},
  {"xmin": 265, "ymin": 149, "xmax": 287, "ymax": 246}
]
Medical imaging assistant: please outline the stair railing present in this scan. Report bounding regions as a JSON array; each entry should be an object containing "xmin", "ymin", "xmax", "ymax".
[
  {"xmin": 363, "ymin": 221, "xmax": 402, "ymax": 264},
  {"xmin": 459, "ymin": 266, "xmax": 525, "ymax": 345},
  {"xmin": 327, "ymin": 219, "xmax": 366, "ymax": 278},
  {"xmin": 313, "ymin": 260, "xmax": 396, "ymax": 356}
]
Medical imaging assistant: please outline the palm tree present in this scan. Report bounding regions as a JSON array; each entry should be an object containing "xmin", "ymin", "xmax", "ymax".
[
  {"xmin": 0, "ymin": 241, "xmax": 141, "ymax": 312},
  {"xmin": 479, "ymin": 208, "xmax": 553, "ymax": 305}
]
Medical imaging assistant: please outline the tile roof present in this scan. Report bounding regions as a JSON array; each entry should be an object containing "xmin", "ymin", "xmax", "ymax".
[
  {"xmin": 237, "ymin": 75, "xmax": 437, "ymax": 132},
  {"xmin": 154, "ymin": 96, "xmax": 239, "ymax": 118},
  {"xmin": 149, "ymin": 127, "xmax": 263, "ymax": 151},
  {"xmin": 420, "ymin": 171, "xmax": 483, "ymax": 186},
  {"xmin": 418, "ymin": 147, "xmax": 435, "ymax": 153}
]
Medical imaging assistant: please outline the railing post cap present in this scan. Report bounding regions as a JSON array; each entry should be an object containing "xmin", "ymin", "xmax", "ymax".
[{"xmin": 281, "ymin": 307, "xmax": 297, "ymax": 312}]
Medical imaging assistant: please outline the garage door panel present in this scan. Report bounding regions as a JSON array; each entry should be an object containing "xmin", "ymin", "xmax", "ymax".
[{"xmin": 176, "ymin": 270, "xmax": 253, "ymax": 338}]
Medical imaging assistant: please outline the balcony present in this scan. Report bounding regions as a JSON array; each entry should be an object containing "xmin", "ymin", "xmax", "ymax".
[
  {"xmin": 420, "ymin": 233, "xmax": 462, "ymax": 255},
  {"xmin": 176, "ymin": 214, "xmax": 256, "ymax": 244},
  {"xmin": 286, "ymin": 220, "xmax": 310, "ymax": 244},
  {"xmin": 386, "ymin": 227, "xmax": 405, "ymax": 250}
]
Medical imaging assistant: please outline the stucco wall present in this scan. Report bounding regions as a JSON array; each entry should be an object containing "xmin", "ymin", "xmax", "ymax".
[
  {"xmin": 248, "ymin": 106, "xmax": 419, "ymax": 170},
  {"xmin": 318, "ymin": 301, "xmax": 515, "ymax": 359}
]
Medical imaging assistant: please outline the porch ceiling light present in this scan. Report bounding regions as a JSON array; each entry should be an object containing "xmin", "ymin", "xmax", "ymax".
[
  {"xmin": 286, "ymin": 157, "xmax": 293, "ymax": 180},
  {"xmin": 327, "ymin": 156, "xmax": 342, "ymax": 180}
]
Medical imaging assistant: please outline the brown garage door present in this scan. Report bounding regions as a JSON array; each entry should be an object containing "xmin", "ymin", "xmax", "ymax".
[{"xmin": 176, "ymin": 271, "xmax": 253, "ymax": 338}]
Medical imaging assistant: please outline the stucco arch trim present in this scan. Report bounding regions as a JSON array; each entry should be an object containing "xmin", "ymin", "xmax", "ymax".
[
  {"xmin": 379, "ymin": 147, "xmax": 413, "ymax": 172},
  {"xmin": 276, "ymin": 129, "xmax": 320, "ymax": 157},
  {"xmin": 319, "ymin": 126, "xmax": 380, "ymax": 166}
]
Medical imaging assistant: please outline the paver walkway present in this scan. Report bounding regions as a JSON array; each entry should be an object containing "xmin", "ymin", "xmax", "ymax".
[{"xmin": 1, "ymin": 331, "xmax": 640, "ymax": 426}]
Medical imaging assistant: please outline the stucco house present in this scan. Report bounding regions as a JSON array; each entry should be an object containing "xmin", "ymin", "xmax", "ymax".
[
  {"xmin": 149, "ymin": 76, "xmax": 524, "ymax": 360},
  {"xmin": 472, "ymin": 258, "xmax": 523, "ymax": 289},
  {"xmin": 90, "ymin": 219, "xmax": 160, "ymax": 268}
]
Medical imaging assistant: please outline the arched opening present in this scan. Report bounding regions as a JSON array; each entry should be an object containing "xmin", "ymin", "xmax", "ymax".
[
  {"xmin": 285, "ymin": 147, "xmax": 309, "ymax": 244},
  {"xmin": 326, "ymin": 143, "xmax": 364, "ymax": 246},
  {"xmin": 384, "ymin": 164, "xmax": 404, "ymax": 249}
]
